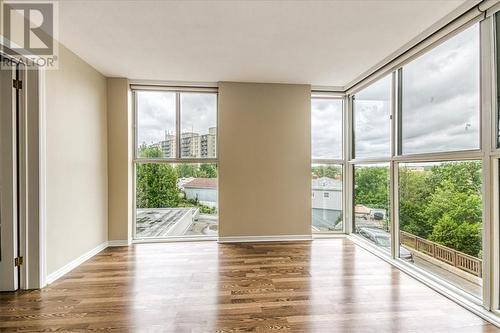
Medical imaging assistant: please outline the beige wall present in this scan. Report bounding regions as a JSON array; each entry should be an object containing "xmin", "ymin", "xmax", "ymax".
[
  {"xmin": 107, "ymin": 78, "xmax": 132, "ymax": 242},
  {"xmin": 45, "ymin": 44, "xmax": 108, "ymax": 275},
  {"xmin": 218, "ymin": 82, "xmax": 311, "ymax": 238}
]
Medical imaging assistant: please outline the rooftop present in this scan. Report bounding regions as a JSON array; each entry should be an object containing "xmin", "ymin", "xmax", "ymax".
[{"xmin": 184, "ymin": 178, "xmax": 218, "ymax": 190}]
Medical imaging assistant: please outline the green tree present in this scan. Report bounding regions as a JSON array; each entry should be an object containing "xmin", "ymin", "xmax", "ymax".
[
  {"xmin": 176, "ymin": 164, "xmax": 198, "ymax": 178},
  {"xmin": 429, "ymin": 215, "xmax": 482, "ymax": 257},
  {"xmin": 397, "ymin": 161, "xmax": 482, "ymax": 257},
  {"xmin": 136, "ymin": 146, "xmax": 180, "ymax": 208},
  {"xmin": 399, "ymin": 168, "xmax": 432, "ymax": 237},
  {"xmin": 354, "ymin": 167, "xmax": 389, "ymax": 209},
  {"xmin": 427, "ymin": 161, "xmax": 481, "ymax": 194},
  {"xmin": 198, "ymin": 164, "xmax": 217, "ymax": 178},
  {"xmin": 312, "ymin": 165, "xmax": 342, "ymax": 179}
]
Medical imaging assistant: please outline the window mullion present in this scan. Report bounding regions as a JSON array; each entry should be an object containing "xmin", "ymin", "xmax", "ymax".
[{"xmin": 176, "ymin": 92, "xmax": 181, "ymax": 159}]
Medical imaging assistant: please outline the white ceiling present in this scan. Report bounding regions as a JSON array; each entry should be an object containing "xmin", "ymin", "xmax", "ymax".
[{"xmin": 58, "ymin": 0, "xmax": 470, "ymax": 87}]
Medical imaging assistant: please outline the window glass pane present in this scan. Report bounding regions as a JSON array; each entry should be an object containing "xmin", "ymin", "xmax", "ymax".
[
  {"xmin": 180, "ymin": 93, "xmax": 217, "ymax": 158},
  {"xmin": 136, "ymin": 91, "xmax": 176, "ymax": 158},
  {"xmin": 401, "ymin": 24, "xmax": 480, "ymax": 155},
  {"xmin": 399, "ymin": 161, "xmax": 482, "ymax": 299},
  {"xmin": 353, "ymin": 75, "xmax": 392, "ymax": 159},
  {"xmin": 312, "ymin": 164, "xmax": 343, "ymax": 233},
  {"xmin": 136, "ymin": 163, "xmax": 218, "ymax": 238},
  {"xmin": 354, "ymin": 164, "xmax": 390, "ymax": 252},
  {"xmin": 312, "ymin": 99, "xmax": 343, "ymax": 159}
]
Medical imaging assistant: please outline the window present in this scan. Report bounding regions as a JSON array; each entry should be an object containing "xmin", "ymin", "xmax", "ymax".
[
  {"xmin": 353, "ymin": 75, "xmax": 392, "ymax": 159},
  {"xmin": 180, "ymin": 93, "xmax": 217, "ymax": 158},
  {"xmin": 401, "ymin": 24, "xmax": 480, "ymax": 155},
  {"xmin": 399, "ymin": 161, "xmax": 482, "ymax": 298},
  {"xmin": 136, "ymin": 163, "xmax": 218, "ymax": 238},
  {"xmin": 353, "ymin": 164, "xmax": 390, "ymax": 252},
  {"xmin": 136, "ymin": 91, "xmax": 176, "ymax": 158},
  {"xmin": 312, "ymin": 164, "xmax": 343, "ymax": 232},
  {"xmin": 134, "ymin": 88, "xmax": 218, "ymax": 239},
  {"xmin": 312, "ymin": 98, "xmax": 343, "ymax": 159},
  {"xmin": 136, "ymin": 90, "xmax": 217, "ymax": 160}
]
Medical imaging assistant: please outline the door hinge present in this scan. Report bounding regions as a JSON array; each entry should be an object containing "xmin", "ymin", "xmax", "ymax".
[
  {"xmin": 13, "ymin": 79, "xmax": 22, "ymax": 90},
  {"xmin": 14, "ymin": 256, "xmax": 23, "ymax": 267}
]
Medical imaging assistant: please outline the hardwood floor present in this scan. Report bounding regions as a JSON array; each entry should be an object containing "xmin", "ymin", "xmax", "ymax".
[{"xmin": 1, "ymin": 239, "xmax": 498, "ymax": 332}]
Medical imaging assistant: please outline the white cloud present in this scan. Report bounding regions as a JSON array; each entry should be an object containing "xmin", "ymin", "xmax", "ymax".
[
  {"xmin": 354, "ymin": 75, "xmax": 392, "ymax": 158},
  {"xmin": 137, "ymin": 92, "xmax": 216, "ymax": 146},
  {"xmin": 312, "ymin": 99, "xmax": 343, "ymax": 159},
  {"xmin": 353, "ymin": 24, "xmax": 480, "ymax": 157},
  {"xmin": 401, "ymin": 24, "xmax": 479, "ymax": 154}
]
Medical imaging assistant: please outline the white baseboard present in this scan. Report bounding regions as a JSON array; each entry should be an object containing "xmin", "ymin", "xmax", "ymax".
[
  {"xmin": 45, "ymin": 241, "xmax": 108, "ymax": 285},
  {"xmin": 218, "ymin": 234, "xmax": 312, "ymax": 243},
  {"xmin": 108, "ymin": 239, "xmax": 131, "ymax": 247}
]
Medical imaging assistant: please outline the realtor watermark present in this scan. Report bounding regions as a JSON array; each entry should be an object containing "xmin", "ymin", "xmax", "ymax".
[{"xmin": 1, "ymin": 0, "xmax": 59, "ymax": 69}]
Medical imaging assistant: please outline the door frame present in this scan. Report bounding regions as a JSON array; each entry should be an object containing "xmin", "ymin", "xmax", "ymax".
[
  {"xmin": 0, "ymin": 55, "xmax": 19, "ymax": 291},
  {"xmin": 0, "ymin": 47, "xmax": 45, "ymax": 290}
]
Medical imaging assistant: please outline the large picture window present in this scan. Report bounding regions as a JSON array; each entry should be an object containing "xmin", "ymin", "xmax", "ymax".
[
  {"xmin": 311, "ymin": 97, "xmax": 344, "ymax": 233},
  {"xmin": 399, "ymin": 161, "xmax": 482, "ymax": 298},
  {"xmin": 350, "ymin": 23, "xmax": 484, "ymax": 302},
  {"xmin": 134, "ymin": 88, "xmax": 218, "ymax": 239},
  {"xmin": 401, "ymin": 24, "xmax": 480, "ymax": 155}
]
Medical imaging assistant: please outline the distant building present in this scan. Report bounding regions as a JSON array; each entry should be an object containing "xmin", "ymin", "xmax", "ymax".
[
  {"xmin": 181, "ymin": 132, "xmax": 200, "ymax": 157},
  {"xmin": 161, "ymin": 134, "xmax": 176, "ymax": 158},
  {"xmin": 311, "ymin": 177, "xmax": 342, "ymax": 231},
  {"xmin": 183, "ymin": 178, "xmax": 218, "ymax": 208},
  {"xmin": 156, "ymin": 127, "xmax": 217, "ymax": 158},
  {"xmin": 200, "ymin": 127, "xmax": 217, "ymax": 158}
]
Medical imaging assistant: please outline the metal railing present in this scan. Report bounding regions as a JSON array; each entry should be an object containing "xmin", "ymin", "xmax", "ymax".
[{"xmin": 400, "ymin": 230, "xmax": 482, "ymax": 278}]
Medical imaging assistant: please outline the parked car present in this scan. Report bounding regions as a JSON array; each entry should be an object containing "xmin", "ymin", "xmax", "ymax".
[{"xmin": 358, "ymin": 227, "xmax": 413, "ymax": 262}]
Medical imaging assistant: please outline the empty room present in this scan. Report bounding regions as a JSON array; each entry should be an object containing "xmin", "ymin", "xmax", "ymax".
[{"xmin": 3, "ymin": 0, "xmax": 500, "ymax": 331}]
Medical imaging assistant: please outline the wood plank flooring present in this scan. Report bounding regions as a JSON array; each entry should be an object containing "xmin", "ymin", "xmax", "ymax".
[{"xmin": 0, "ymin": 239, "xmax": 498, "ymax": 332}]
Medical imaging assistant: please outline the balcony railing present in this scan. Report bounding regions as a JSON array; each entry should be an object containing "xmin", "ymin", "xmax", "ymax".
[{"xmin": 400, "ymin": 230, "xmax": 482, "ymax": 278}]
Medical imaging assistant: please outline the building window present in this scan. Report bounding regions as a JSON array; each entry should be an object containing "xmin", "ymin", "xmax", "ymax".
[
  {"xmin": 400, "ymin": 24, "xmax": 480, "ymax": 155},
  {"xmin": 134, "ymin": 88, "xmax": 218, "ymax": 239}
]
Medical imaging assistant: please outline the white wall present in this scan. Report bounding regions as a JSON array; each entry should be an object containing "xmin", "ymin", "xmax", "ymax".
[{"xmin": 45, "ymin": 43, "xmax": 108, "ymax": 275}]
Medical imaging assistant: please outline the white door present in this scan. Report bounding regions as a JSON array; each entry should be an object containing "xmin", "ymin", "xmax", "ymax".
[{"xmin": 0, "ymin": 57, "xmax": 19, "ymax": 291}]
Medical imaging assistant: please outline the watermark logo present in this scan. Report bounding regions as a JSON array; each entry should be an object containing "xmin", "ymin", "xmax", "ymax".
[{"xmin": 1, "ymin": 0, "xmax": 59, "ymax": 69}]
